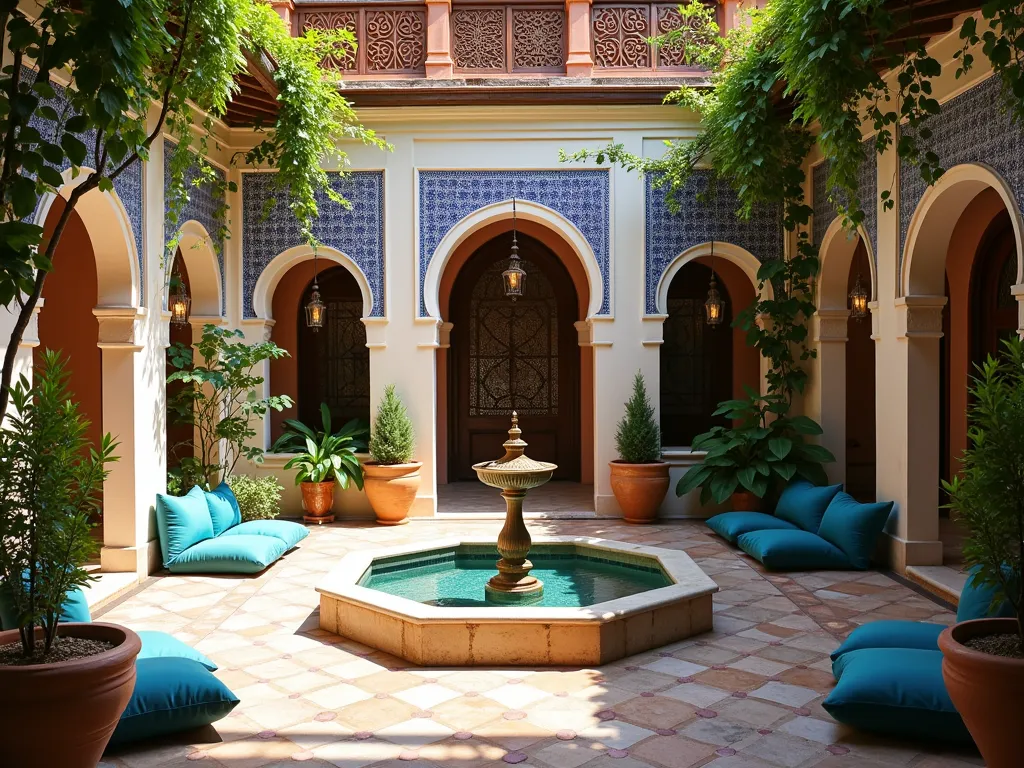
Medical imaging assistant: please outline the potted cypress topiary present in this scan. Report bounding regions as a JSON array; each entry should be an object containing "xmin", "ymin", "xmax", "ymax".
[
  {"xmin": 363, "ymin": 385, "xmax": 420, "ymax": 525},
  {"xmin": 0, "ymin": 352, "xmax": 138, "ymax": 767},
  {"xmin": 938, "ymin": 337, "xmax": 1024, "ymax": 766},
  {"xmin": 609, "ymin": 371, "xmax": 669, "ymax": 523}
]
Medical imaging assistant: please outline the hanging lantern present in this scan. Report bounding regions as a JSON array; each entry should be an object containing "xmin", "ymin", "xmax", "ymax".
[
  {"xmin": 169, "ymin": 272, "xmax": 191, "ymax": 327},
  {"xmin": 306, "ymin": 251, "xmax": 326, "ymax": 331},
  {"xmin": 502, "ymin": 198, "xmax": 526, "ymax": 300},
  {"xmin": 705, "ymin": 272, "xmax": 725, "ymax": 327},
  {"xmin": 849, "ymin": 273, "xmax": 869, "ymax": 320},
  {"xmin": 705, "ymin": 240, "xmax": 725, "ymax": 327}
]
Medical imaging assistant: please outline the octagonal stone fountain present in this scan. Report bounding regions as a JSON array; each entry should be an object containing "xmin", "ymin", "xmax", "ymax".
[{"xmin": 317, "ymin": 414, "xmax": 717, "ymax": 666}]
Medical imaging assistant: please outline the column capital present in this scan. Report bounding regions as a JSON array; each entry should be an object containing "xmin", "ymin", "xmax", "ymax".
[
  {"xmin": 895, "ymin": 295, "xmax": 946, "ymax": 340},
  {"xmin": 270, "ymin": 0, "xmax": 295, "ymax": 27},
  {"xmin": 424, "ymin": 0, "xmax": 454, "ymax": 78},
  {"xmin": 565, "ymin": 0, "xmax": 595, "ymax": 77},
  {"xmin": 813, "ymin": 309, "xmax": 850, "ymax": 343},
  {"xmin": 94, "ymin": 306, "xmax": 145, "ymax": 349}
]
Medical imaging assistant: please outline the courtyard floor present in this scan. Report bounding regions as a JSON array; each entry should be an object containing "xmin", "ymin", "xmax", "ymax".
[{"xmin": 98, "ymin": 519, "xmax": 982, "ymax": 768}]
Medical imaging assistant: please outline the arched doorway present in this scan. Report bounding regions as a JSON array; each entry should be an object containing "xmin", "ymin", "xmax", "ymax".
[
  {"xmin": 447, "ymin": 231, "xmax": 580, "ymax": 481},
  {"xmin": 845, "ymin": 240, "xmax": 876, "ymax": 501},
  {"xmin": 297, "ymin": 265, "xmax": 370, "ymax": 428},
  {"xmin": 971, "ymin": 209, "xmax": 1018, "ymax": 361},
  {"xmin": 660, "ymin": 261, "xmax": 734, "ymax": 446},
  {"xmin": 166, "ymin": 249, "xmax": 195, "ymax": 471}
]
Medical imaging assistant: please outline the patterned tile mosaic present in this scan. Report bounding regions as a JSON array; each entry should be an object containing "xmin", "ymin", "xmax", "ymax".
[
  {"xmin": 899, "ymin": 75, "xmax": 1024, "ymax": 271},
  {"xmin": 645, "ymin": 171, "xmax": 784, "ymax": 315},
  {"xmin": 24, "ymin": 67, "xmax": 145, "ymax": 302},
  {"xmin": 241, "ymin": 171, "xmax": 385, "ymax": 318},
  {"xmin": 163, "ymin": 139, "xmax": 227, "ymax": 314},
  {"xmin": 811, "ymin": 139, "xmax": 877, "ymax": 263},
  {"xmin": 417, "ymin": 170, "xmax": 611, "ymax": 316}
]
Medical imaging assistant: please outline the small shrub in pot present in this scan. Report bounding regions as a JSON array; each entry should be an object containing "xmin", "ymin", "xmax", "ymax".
[
  {"xmin": 609, "ymin": 372, "xmax": 669, "ymax": 523},
  {"xmin": 364, "ymin": 385, "xmax": 421, "ymax": 525}
]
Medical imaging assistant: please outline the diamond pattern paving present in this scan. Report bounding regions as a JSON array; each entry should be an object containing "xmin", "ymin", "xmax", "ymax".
[{"xmin": 97, "ymin": 519, "xmax": 983, "ymax": 768}]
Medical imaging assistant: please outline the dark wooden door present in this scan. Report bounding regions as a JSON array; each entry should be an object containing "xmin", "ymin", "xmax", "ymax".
[
  {"xmin": 972, "ymin": 214, "xmax": 1019, "ymax": 364},
  {"xmin": 449, "ymin": 232, "xmax": 580, "ymax": 481}
]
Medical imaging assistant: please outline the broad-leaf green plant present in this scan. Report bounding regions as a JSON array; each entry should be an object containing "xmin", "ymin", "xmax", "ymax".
[
  {"xmin": 615, "ymin": 371, "xmax": 662, "ymax": 464},
  {"xmin": 273, "ymin": 402, "xmax": 367, "ymax": 489},
  {"xmin": 369, "ymin": 385, "xmax": 415, "ymax": 465},
  {"xmin": 943, "ymin": 337, "xmax": 1024, "ymax": 645},
  {"xmin": 0, "ymin": 350, "xmax": 117, "ymax": 660},
  {"xmin": 675, "ymin": 391, "xmax": 835, "ymax": 505},
  {"xmin": 167, "ymin": 324, "xmax": 292, "ymax": 491}
]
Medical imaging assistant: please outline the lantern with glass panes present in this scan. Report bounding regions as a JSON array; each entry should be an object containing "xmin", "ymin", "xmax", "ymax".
[
  {"xmin": 705, "ymin": 241, "xmax": 725, "ymax": 327},
  {"xmin": 502, "ymin": 198, "xmax": 526, "ymax": 300},
  {"xmin": 169, "ymin": 271, "xmax": 191, "ymax": 327},
  {"xmin": 306, "ymin": 251, "xmax": 326, "ymax": 331},
  {"xmin": 849, "ymin": 273, "xmax": 868, "ymax": 320}
]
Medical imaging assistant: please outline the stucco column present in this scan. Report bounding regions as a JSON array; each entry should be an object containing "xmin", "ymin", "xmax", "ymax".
[
  {"xmin": 271, "ymin": 0, "xmax": 295, "ymax": 29},
  {"xmin": 885, "ymin": 295, "xmax": 947, "ymax": 571},
  {"xmin": 565, "ymin": 0, "xmax": 595, "ymax": 77},
  {"xmin": 96, "ymin": 307, "xmax": 165, "ymax": 575},
  {"xmin": 425, "ymin": 0, "xmax": 454, "ymax": 79},
  {"xmin": 811, "ymin": 309, "xmax": 849, "ymax": 486}
]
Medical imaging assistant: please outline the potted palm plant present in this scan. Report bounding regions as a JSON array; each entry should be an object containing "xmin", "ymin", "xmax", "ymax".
[
  {"xmin": 0, "ymin": 351, "xmax": 136, "ymax": 767},
  {"xmin": 675, "ymin": 391, "xmax": 834, "ymax": 511},
  {"xmin": 609, "ymin": 372, "xmax": 669, "ymax": 524},
  {"xmin": 363, "ymin": 385, "xmax": 420, "ymax": 525},
  {"xmin": 939, "ymin": 337, "xmax": 1024, "ymax": 766},
  {"xmin": 272, "ymin": 403, "xmax": 367, "ymax": 524}
]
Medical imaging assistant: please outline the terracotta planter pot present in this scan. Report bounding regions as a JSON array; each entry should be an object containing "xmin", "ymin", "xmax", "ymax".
[
  {"xmin": 730, "ymin": 490, "xmax": 762, "ymax": 512},
  {"xmin": 363, "ymin": 461, "xmax": 422, "ymax": 525},
  {"xmin": 939, "ymin": 617, "xmax": 1024, "ymax": 766},
  {"xmin": 301, "ymin": 480, "xmax": 335, "ymax": 524},
  {"xmin": 609, "ymin": 461, "xmax": 670, "ymax": 524},
  {"xmin": 0, "ymin": 622, "xmax": 141, "ymax": 767}
]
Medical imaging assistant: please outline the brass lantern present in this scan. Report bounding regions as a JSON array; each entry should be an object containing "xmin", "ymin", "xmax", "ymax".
[
  {"xmin": 502, "ymin": 198, "xmax": 526, "ymax": 300},
  {"xmin": 169, "ymin": 272, "xmax": 191, "ymax": 327},
  {"xmin": 849, "ymin": 273, "xmax": 869, "ymax": 320},
  {"xmin": 705, "ymin": 241, "xmax": 725, "ymax": 327},
  {"xmin": 305, "ymin": 251, "xmax": 325, "ymax": 331}
]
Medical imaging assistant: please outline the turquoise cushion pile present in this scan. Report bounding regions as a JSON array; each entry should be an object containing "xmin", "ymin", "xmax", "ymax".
[
  {"xmin": 823, "ymin": 566, "xmax": 1019, "ymax": 746},
  {"xmin": 155, "ymin": 483, "xmax": 308, "ymax": 574},
  {"xmin": 705, "ymin": 480, "xmax": 894, "ymax": 571}
]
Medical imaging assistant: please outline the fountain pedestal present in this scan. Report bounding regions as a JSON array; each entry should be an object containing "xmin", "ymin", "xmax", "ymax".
[{"xmin": 472, "ymin": 413, "xmax": 556, "ymax": 604}]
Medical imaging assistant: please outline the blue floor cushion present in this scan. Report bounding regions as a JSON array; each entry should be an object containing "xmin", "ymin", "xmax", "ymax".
[
  {"xmin": 220, "ymin": 519, "xmax": 309, "ymax": 550},
  {"xmin": 736, "ymin": 529, "xmax": 852, "ymax": 570},
  {"xmin": 830, "ymin": 621, "xmax": 944, "ymax": 662},
  {"xmin": 156, "ymin": 486, "xmax": 215, "ymax": 568},
  {"xmin": 824, "ymin": 648, "xmax": 973, "ymax": 745},
  {"xmin": 207, "ymin": 483, "xmax": 243, "ymax": 534},
  {"xmin": 138, "ymin": 631, "xmax": 218, "ymax": 671},
  {"xmin": 957, "ymin": 565, "xmax": 1018, "ymax": 622},
  {"xmin": 774, "ymin": 480, "xmax": 842, "ymax": 532},
  {"xmin": 816, "ymin": 492, "xmax": 894, "ymax": 569},
  {"xmin": 705, "ymin": 512, "xmax": 798, "ymax": 543},
  {"xmin": 107, "ymin": 657, "xmax": 239, "ymax": 748},
  {"xmin": 167, "ymin": 534, "xmax": 288, "ymax": 574},
  {"xmin": 0, "ymin": 583, "xmax": 90, "ymax": 630}
]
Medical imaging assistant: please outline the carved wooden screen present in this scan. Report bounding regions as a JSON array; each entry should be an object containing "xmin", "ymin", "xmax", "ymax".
[
  {"xmin": 297, "ymin": 6, "xmax": 427, "ymax": 75},
  {"xmin": 451, "ymin": 6, "xmax": 566, "ymax": 74},
  {"xmin": 592, "ymin": 2, "xmax": 718, "ymax": 71},
  {"xmin": 298, "ymin": 266, "xmax": 371, "ymax": 428},
  {"xmin": 468, "ymin": 258, "xmax": 559, "ymax": 416},
  {"xmin": 660, "ymin": 262, "xmax": 733, "ymax": 446}
]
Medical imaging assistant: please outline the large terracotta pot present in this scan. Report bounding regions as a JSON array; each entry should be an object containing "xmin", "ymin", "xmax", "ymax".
[
  {"xmin": 938, "ymin": 617, "xmax": 1024, "ymax": 766},
  {"xmin": 363, "ymin": 461, "xmax": 422, "ymax": 525},
  {"xmin": 730, "ymin": 490, "xmax": 762, "ymax": 512},
  {"xmin": 0, "ymin": 622, "xmax": 141, "ymax": 767},
  {"xmin": 609, "ymin": 461, "xmax": 670, "ymax": 524},
  {"xmin": 301, "ymin": 480, "xmax": 335, "ymax": 524}
]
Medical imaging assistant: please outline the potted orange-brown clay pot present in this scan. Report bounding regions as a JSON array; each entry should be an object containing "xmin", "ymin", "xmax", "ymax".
[
  {"xmin": 939, "ymin": 618, "xmax": 1024, "ymax": 767},
  {"xmin": 730, "ymin": 490, "xmax": 763, "ymax": 512},
  {"xmin": 301, "ymin": 480, "xmax": 336, "ymax": 524},
  {"xmin": 363, "ymin": 461, "xmax": 422, "ymax": 525},
  {"xmin": 609, "ymin": 460, "xmax": 670, "ymax": 524},
  {"xmin": 0, "ymin": 622, "xmax": 141, "ymax": 767}
]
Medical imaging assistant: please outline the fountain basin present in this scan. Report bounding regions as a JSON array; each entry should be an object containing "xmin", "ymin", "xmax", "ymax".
[{"xmin": 317, "ymin": 536, "xmax": 718, "ymax": 666}]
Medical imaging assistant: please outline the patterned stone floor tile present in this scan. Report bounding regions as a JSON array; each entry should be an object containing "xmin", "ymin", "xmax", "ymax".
[
  {"xmin": 713, "ymin": 698, "xmax": 792, "ymax": 728},
  {"xmin": 374, "ymin": 718, "xmax": 456, "ymax": 748},
  {"xmin": 739, "ymin": 732, "xmax": 828, "ymax": 768},
  {"xmin": 531, "ymin": 739, "xmax": 607, "ymax": 768},
  {"xmin": 628, "ymin": 734, "xmax": 718, "ymax": 768},
  {"xmin": 748, "ymin": 681, "xmax": 819, "ymax": 708},
  {"xmin": 659, "ymin": 682, "xmax": 731, "ymax": 708},
  {"xmin": 577, "ymin": 720, "xmax": 658, "ymax": 750}
]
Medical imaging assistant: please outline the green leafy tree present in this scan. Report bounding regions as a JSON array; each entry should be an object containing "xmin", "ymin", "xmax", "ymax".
[
  {"xmin": 273, "ymin": 402, "xmax": 367, "ymax": 489},
  {"xmin": 370, "ymin": 385, "xmax": 415, "ymax": 465},
  {"xmin": 615, "ymin": 371, "xmax": 661, "ymax": 464},
  {"xmin": 227, "ymin": 475, "xmax": 284, "ymax": 522},
  {"xmin": 0, "ymin": 351, "xmax": 117, "ymax": 659},
  {"xmin": 166, "ymin": 324, "xmax": 292, "ymax": 490},
  {"xmin": 944, "ymin": 337, "xmax": 1024, "ymax": 645},
  {"xmin": 0, "ymin": 0, "xmax": 386, "ymax": 417}
]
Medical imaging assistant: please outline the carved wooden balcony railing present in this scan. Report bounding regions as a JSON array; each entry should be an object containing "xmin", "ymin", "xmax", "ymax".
[
  {"xmin": 297, "ymin": 3, "xmax": 428, "ymax": 75},
  {"xmin": 592, "ymin": 2, "xmax": 716, "ymax": 71},
  {"xmin": 451, "ymin": 5, "xmax": 567, "ymax": 74}
]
